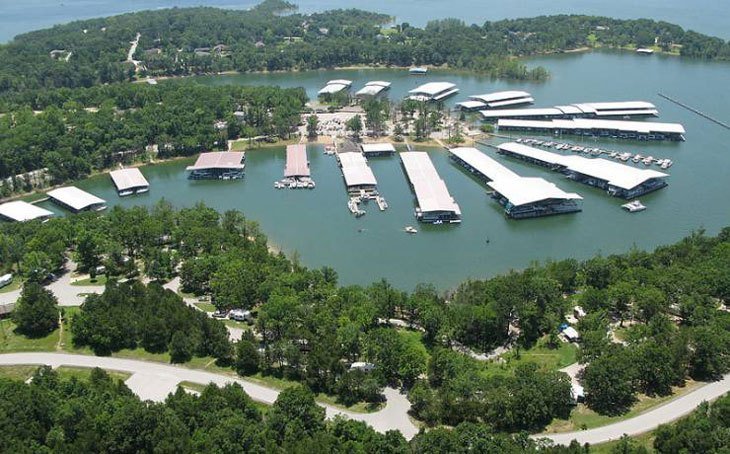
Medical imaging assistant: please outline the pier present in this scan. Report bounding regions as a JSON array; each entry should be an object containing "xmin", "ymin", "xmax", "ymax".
[
  {"xmin": 658, "ymin": 93, "xmax": 730, "ymax": 130},
  {"xmin": 337, "ymin": 151, "xmax": 386, "ymax": 217},
  {"xmin": 400, "ymin": 151, "xmax": 461, "ymax": 224}
]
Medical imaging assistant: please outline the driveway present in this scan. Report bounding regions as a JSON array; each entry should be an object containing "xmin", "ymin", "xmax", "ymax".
[{"xmin": 0, "ymin": 352, "xmax": 419, "ymax": 440}]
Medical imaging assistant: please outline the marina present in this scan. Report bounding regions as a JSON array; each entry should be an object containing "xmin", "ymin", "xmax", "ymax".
[
  {"xmin": 400, "ymin": 151, "xmax": 461, "ymax": 224},
  {"xmin": 47, "ymin": 186, "xmax": 107, "ymax": 213},
  {"xmin": 497, "ymin": 142, "xmax": 669, "ymax": 199},
  {"xmin": 497, "ymin": 118, "xmax": 686, "ymax": 141},
  {"xmin": 0, "ymin": 200, "xmax": 54, "ymax": 222},
  {"xmin": 186, "ymin": 152, "xmax": 245, "ymax": 180},
  {"xmin": 317, "ymin": 79, "xmax": 352, "ymax": 97},
  {"xmin": 355, "ymin": 81, "xmax": 392, "ymax": 98},
  {"xmin": 109, "ymin": 167, "xmax": 150, "ymax": 196},
  {"xmin": 449, "ymin": 147, "xmax": 583, "ymax": 219}
]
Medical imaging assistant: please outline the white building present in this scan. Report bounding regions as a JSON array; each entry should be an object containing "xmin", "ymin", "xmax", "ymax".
[
  {"xmin": 408, "ymin": 82, "xmax": 459, "ymax": 102},
  {"xmin": 0, "ymin": 200, "xmax": 53, "ymax": 222},
  {"xmin": 47, "ymin": 187, "xmax": 107, "ymax": 213}
]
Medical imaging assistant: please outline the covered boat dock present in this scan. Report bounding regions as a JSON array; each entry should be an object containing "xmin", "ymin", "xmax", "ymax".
[
  {"xmin": 449, "ymin": 147, "xmax": 582, "ymax": 219},
  {"xmin": 285, "ymin": 144, "xmax": 310, "ymax": 178},
  {"xmin": 481, "ymin": 101, "xmax": 658, "ymax": 121},
  {"xmin": 318, "ymin": 80, "xmax": 353, "ymax": 97},
  {"xmin": 109, "ymin": 168, "xmax": 150, "ymax": 195},
  {"xmin": 337, "ymin": 152, "xmax": 378, "ymax": 194},
  {"xmin": 47, "ymin": 186, "xmax": 107, "ymax": 212},
  {"xmin": 457, "ymin": 91, "xmax": 534, "ymax": 111},
  {"xmin": 400, "ymin": 151, "xmax": 461, "ymax": 223},
  {"xmin": 497, "ymin": 118, "xmax": 685, "ymax": 141},
  {"xmin": 497, "ymin": 142, "xmax": 669, "ymax": 198},
  {"xmin": 0, "ymin": 200, "xmax": 54, "ymax": 222},
  {"xmin": 360, "ymin": 143, "xmax": 396, "ymax": 157},
  {"xmin": 355, "ymin": 81, "xmax": 391, "ymax": 98},
  {"xmin": 408, "ymin": 82, "xmax": 459, "ymax": 102},
  {"xmin": 186, "ymin": 152, "xmax": 245, "ymax": 180}
]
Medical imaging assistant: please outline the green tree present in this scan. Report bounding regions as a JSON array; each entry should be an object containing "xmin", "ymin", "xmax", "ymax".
[
  {"xmin": 306, "ymin": 114, "xmax": 319, "ymax": 139},
  {"xmin": 267, "ymin": 386, "xmax": 325, "ymax": 441},
  {"xmin": 583, "ymin": 349, "xmax": 638, "ymax": 415},
  {"xmin": 169, "ymin": 330, "xmax": 194, "ymax": 363},
  {"xmin": 235, "ymin": 339, "xmax": 260, "ymax": 376},
  {"xmin": 12, "ymin": 283, "xmax": 59, "ymax": 337},
  {"xmin": 346, "ymin": 115, "xmax": 363, "ymax": 140}
]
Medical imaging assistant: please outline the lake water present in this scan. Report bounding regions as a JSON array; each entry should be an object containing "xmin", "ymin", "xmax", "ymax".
[
  {"xmin": 1, "ymin": 0, "xmax": 729, "ymax": 43},
  {"xmin": 36, "ymin": 50, "xmax": 730, "ymax": 290}
]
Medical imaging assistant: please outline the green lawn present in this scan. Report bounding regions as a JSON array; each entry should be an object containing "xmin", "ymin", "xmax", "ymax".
[
  {"xmin": 55, "ymin": 365, "xmax": 131, "ymax": 383},
  {"xmin": 71, "ymin": 275, "xmax": 108, "ymax": 286},
  {"xmin": 0, "ymin": 279, "xmax": 22, "ymax": 294},
  {"xmin": 194, "ymin": 302, "xmax": 216, "ymax": 312},
  {"xmin": 0, "ymin": 319, "xmax": 60, "ymax": 352},
  {"xmin": 591, "ymin": 432, "xmax": 656, "ymax": 453},
  {"xmin": 0, "ymin": 365, "xmax": 39, "ymax": 381},
  {"xmin": 482, "ymin": 337, "xmax": 578, "ymax": 378},
  {"xmin": 545, "ymin": 380, "xmax": 704, "ymax": 433},
  {"xmin": 223, "ymin": 319, "xmax": 252, "ymax": 329}
]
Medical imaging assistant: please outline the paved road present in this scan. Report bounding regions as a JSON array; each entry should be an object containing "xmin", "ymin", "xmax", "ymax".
[
  {"xmin": 537, "ymin": 373, "xmax": 730, "ymax": 446},
  {"xmin": 0, "ymin": 352, "xmax": 419, "ymax": 440},
  {"xmin": 0, "ymin": 268, "xmax": 103, "ymax": 308}
]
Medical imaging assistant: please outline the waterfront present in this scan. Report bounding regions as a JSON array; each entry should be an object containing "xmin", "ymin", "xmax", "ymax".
[
  {"xmin": 2, "ymin": 0, "xmax": 729, "ymax": 43},
  {"xmin": 31, "ymin": 50, "xmax": 730, "ymax": 290}
]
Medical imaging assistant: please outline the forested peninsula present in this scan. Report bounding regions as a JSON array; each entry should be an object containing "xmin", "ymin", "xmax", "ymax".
[{"xmin": 1, "ymin": 0, "xmax": 730, "ymax": 95}]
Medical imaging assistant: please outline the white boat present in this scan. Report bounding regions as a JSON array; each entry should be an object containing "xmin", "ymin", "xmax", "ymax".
[
  {"xmin": 135, "ymin": 187, "xmax": 149, "ymax": 194},
  {"xmin": 636, "ymin": 48, "xmax": 655, "ymax": 55},
  {"xmin": 118, "ymin": 190, "xmax": 134, "ymax": 197},
  {"xmin": 405, "ymin": 226, "xmax": 418, "ymax": 234},
  {"xmin": 661, "ymin": 160, "xmax": 673, "ymax": 169},
  {"xmin": 376, "ymin": 196, "xmax": 388, "ymax": 211},
  {"xmin": 409, "ymin": 67, "xmax": 428, "ymax": 75},
  {"xmin": 622, "ymin": 200, "xmax": 647, "ymax": 212}
]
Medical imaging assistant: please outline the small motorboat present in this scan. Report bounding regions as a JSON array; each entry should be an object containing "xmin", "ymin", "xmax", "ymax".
[
  {"xmin": 622, "ymin": 200, "xmax": 647, "ymax": 212},
  {"xmin": 404, "ymin": 226, "xmax": 418, "ymax": 234}
]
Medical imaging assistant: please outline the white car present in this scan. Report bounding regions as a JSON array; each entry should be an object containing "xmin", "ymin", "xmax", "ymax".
[{"xmin": 228, "ymin": 309, "xmax": 252, "ymax": 322}]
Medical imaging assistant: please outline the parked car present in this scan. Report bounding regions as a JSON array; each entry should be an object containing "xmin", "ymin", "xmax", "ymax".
[{"xmin": 212, "ymin": 310, "xmax": 228, "ymax": 319}]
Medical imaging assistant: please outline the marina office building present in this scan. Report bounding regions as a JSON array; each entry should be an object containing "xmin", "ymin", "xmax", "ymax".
[
  {"xmin": 456, "ymin": 90, "xmax": 534, "ymax": 111},
  {"xmin": 400, "ymin": 152, "xmax": 461, "ymax": 223},
  {"xmin": 47, "ymin": 186, "xmax": 107, "ymax": 212},
  {"xmin": 109, "ymin": 168, "xmax": 150, "ymax": 196},
  {"xmin": 0, "ymin": 200, "xmax": 53, "ymax": 222},
  {"xmin": 497, "ymin": 118, "xmax": 686, "ymax": 141},
  {"xmin": 408, "ymin": 82, "xmax": 459, "ymax": 102},
  {"xmin": 450, "ymin": 147, "xmax": 582, "ymax": 219},
  {"xmin": 497, "ymin": 142, "xmax": 669, "ymax": 198},
  {"xmin": 186, "ymin": 152, "xmax": 246, "ymax": 180},
  {"xmin": 480, "ymin": 101, "xmax": 658, "ymax": 121}
]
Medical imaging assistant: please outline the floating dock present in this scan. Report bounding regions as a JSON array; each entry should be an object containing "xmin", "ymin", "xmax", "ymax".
[
  {"xmin": 275, "ymin": 144, "xmax": 315, "ymax": 189},
  {"xmin": 0, "ymin": 200, "xmax": 53, "ymax": 222},
  {"xmin": 186, "ymin": 152, "xmax": 245, "ymax": 180},
  {"xmin": 497, "ymin": 118, "xmax": 685, "ymax": 141},
  {"xmin": 497, "ymin": 142, "xmax": 669, "ymax": 198},
  {"xmin": 456, "ymin": 91, "xmax": 534, "ymax": 111},
  {"xmin": 47, "ymin": 186, "xmax": 107, "ymax": 213},
  {"xmin": 355, "ymin": 81, "xmax": 391, "ymax": 98},
  {"xmin": 480, "ymin": 101, "xmax": 658, "ymax": 121},
  {"xmin": 449, "ymin": 147, "xmax": 582, "ymax": 219},
  {"xmin": 400, "ymin": 152, "xmax": 461, "ymax": 223},
  {"xmin": 408, "ymin": 82, "xmax": 459, "ymax": 102},
  {"xmin": 109, "ymin": 168, "xmax": 149, "ymax": 196},
  {"xmin": 360, "ymin": 143, "xmax": 396, "ymax": 157},
  {"xmin": 337, "ymin": 152, "xmax": 385, "ymax": 216},
  {"xmin": 318, "ymin": 79, "xmax": 352, "ymax": 96}
]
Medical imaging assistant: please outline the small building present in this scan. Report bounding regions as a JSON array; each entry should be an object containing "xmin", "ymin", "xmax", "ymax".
[
  {"xmin": 186, "ymin": 152, "xmax": 245, "ymax": 180},
  {"xmin": 360, "ymin": 143, "xmax": 396, "ymax": 157},
  {"xmin": 47, "ymin": 186, "xmax": 107, "ymax": 213},
  {"xmin": 337, "ymin": 152, "xmax": 378, "ymax": 195},
  {"xmin": 0, "ymin": 201, "xmax": 53, "ymax": 222},
  {"xmin": 562, "ymin": 326, "xmax": 580, "ymax": 342},
  {"xmin": 400, "ymin": 151, "xmax": 461, "ymax": 223},
  {"xmin": 350, "ymin": 362, "xmax": 376, "ymax": 372},
  {"xmin": 355, "ymin": 81, "xmax": 391, "ymax": 99},
  {"xmin": 109, "ymin": 168, "xmax": 150, "ymax": 196},
  {"xmin": 408, "ymin": 82, "xmax": 459, "ymax": 102}
]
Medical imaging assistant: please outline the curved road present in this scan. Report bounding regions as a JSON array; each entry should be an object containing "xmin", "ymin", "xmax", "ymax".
[
  {"xmin": 0, "ymin": 352, "xmax": 418, "ymax": 439},
  {"xmin": 1, "ymin": 352, "xmax": 728, "ymax": 444}
]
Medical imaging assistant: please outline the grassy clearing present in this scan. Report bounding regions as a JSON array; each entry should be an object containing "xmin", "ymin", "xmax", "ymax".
[
  {"xmin": 315, "ymin": 392, "xmax": 385, "ymax": 413},
  {"xmin": 223, "ymin": 319, "xmax": 252, "ymax": 329},
  {"xmin": 71, "ymin": 275, "xmax": 108, "ymax": 286},
  {"xmin": 591, "ymin": 432, "xmax": 656, "ymax": 453},
  {"xmin": 0, "ymin": 319, "xmax": 60, "ymax": 352},
  {"xmin": 194, "ymin": 302, "xmax": 216, "ymax": 312},
  {"xmin": 482, "ymin": 337, "xmax": 578, "ymax": 378},
  {"xmin": 0, "ymin": 279, "xmax": 22, "ymax": 294},
  {"xmin": 55, "ymin": 366, "xmax": 131, "ymax": 383},
  {"xmin": 0, "ymin": 365, "xmax": 39, "ymax": 381},
  {"xmin": 545, "ymin": 380, "xmax": 704, "ymax": 433}
]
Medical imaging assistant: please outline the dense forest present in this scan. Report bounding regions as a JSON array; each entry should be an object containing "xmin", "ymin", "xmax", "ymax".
[
  {"xmin": 2, "ymin": 203, "xmax": 730, "ymax": 435},
  {"xmin": 0, "ymin": 82, "xmax": 306, "ymax": 188},
  {"xmin": 2, "ymin": 0, "xmax": 729, "ymax": 95}
]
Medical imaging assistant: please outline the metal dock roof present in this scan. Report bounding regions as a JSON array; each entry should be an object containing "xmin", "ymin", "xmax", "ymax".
[
  {"xmin": 186, "ymin": 152, "xmax": 245, "ymax": 171},
  {"xmin": 400, "ymin": 152, "xmax": 461, "ymax": 216},
  {"xmin": 338, "ymin": 152, "xmax": 378, "ymax": 187},
  {"xmin": 47, "ymin": 186, "xmax": 106, "ymax": 212},
  {"xmin": 285, "ymin": 144, "xmax": 310, "ymax": 178},
  {"xmin": 109, "ymin": 168, "xmax": 149, "ymax": 192},
  {"xmin": 498, "ymin": 118, "xmax": 685, "ymax": 134},
  {"xmin": 0, "ymin": 200, "xmax": 53, "ymax": 222}
]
